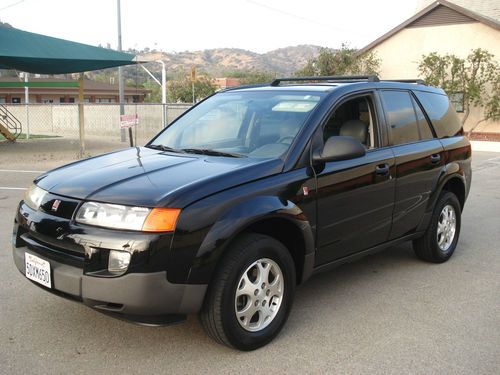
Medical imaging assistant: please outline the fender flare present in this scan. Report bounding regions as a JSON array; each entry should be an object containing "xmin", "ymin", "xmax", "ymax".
[
  {"xmin": 187, "ymin": 195, "xmax": 315, "ymax": 284},
  {"xmin": 417, "ymin": 166, "xmax": 466, "ymax": 232}
]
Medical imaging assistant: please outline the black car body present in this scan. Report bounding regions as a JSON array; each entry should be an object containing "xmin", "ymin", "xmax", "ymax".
[{"xmin": 13, "ymin": 76, "xmax": 471, "ymax": 349}]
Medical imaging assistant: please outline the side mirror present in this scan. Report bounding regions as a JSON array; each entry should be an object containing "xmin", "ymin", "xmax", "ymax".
[{"xmin": 313, "ymin": 136, "xmax": 366, "ymax": 162}]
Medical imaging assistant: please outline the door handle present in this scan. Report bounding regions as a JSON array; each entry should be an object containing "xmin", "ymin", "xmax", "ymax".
[
  {"xmin": 375, "ymin": 163, "xmax": 390, "ymax": 176},
  {"xmin": 430, "ymin": 154, "xmax": 441, "ymax": 164}
]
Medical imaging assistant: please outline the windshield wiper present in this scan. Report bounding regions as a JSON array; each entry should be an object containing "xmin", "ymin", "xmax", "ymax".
[
  {"xmin": 181, "ymin": 148, "xmax": 246, "ymax": 158},
  {"xmin": 147, "ymin": 144, "xmax": 185, "ymax": 153}
]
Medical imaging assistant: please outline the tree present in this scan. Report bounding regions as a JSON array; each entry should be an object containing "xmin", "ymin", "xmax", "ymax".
[
  {"xmin": 167, "ymin": 75, "xmax": 216, "ymax": 103},
  {"xmin": 295, "ymin": 44, "xmax": 380, "ymax": 77},
  {"xmin": 0, "ymin": 20, "xmax": 13, "ymax": 28},
  {"xmin": 143, "ymin": 79, "xmax": 161, "ymax": 103},
  {"xmin": 224, "ymin": 70, "xmax": 276, "ymax": 84},
  {"xmin": 418, "ymin": 49, "xmax": 500, "ymax": 134}
]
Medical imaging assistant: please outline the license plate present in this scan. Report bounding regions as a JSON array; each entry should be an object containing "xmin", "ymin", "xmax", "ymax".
[{"xmin": 25, "ymin": 253, "xmax": 52, "ymax": 288}]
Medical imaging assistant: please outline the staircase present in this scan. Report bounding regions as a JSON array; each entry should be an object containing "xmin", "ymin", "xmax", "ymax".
[{"xmin": 0, "ymin": 104, "xmax": 22, "ymax": 141}]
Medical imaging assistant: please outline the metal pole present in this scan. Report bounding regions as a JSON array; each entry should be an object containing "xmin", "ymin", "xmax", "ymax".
[
  {"xmin": 78, "ymin": 73, "xmax": 85, "ymax": 157},
  {"xmin": 158, "ymin": 60, "xmax": 167, "ymax": 127},
  {"xmin": 192, "ymin": 81, "xmax": 195, "ymax": 104},
  {"xmin": 24, "ymin": 72, "xmax": 30, "ymax": 139},
  {"xmin": 117, "ymin": 0, "xmax": 128, "ymax": 144}
]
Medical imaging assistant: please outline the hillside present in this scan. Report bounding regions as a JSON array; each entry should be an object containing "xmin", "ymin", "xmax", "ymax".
[{"xmin": 137, "ymin": 45, "xmax": 321, "ymax": 76}]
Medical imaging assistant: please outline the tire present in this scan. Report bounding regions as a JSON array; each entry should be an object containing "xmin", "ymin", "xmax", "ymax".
[
  {"xmin": 413, "ymin": 191, "xmax": 461, "ymax": 263},
  {"xmin": 200, "ymin": 233, "xmax": 296, "ymax": 351}
]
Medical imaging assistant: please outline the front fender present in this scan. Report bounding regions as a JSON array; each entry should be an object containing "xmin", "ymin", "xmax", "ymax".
[{"xmin": 187, "ymin": 195, "xmax": 314, "ymax": 284}]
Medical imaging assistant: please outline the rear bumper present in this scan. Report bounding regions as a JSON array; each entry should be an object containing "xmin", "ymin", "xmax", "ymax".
[{"xmin": 13, "ymin": 245, "xmax": 207, "ymax": 319}]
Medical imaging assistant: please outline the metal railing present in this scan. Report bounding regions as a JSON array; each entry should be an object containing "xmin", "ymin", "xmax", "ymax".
[{"xmin": 0, "ymin": 104, "xmax": 22, "ymax": 140}]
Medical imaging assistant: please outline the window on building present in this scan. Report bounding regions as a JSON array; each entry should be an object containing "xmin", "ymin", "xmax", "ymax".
[
  {"xmin": 449, "ymin": 92, "xmax": 464, "ymax": 112},
  {"xmin": 12, "ymin": 97, "xmax": 21, "ymax": 104},
  {"xmin": 68, "ymin": 98, "xmax": 75, "ymax": 103},
  {"xmin": 380, "ymin": 90, "xmax": 420, "ymax": 145},
  {"xmin": 60, "ymin": 97, "xmax": 65, "ymax": 103}
]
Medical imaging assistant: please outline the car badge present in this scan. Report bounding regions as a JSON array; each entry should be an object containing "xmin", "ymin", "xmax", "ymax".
[{"xmin": 51, "ymin": 199, "xmax": 61, "ymax": 212}]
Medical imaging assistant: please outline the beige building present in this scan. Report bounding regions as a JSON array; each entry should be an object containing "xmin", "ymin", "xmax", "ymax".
[{"xmin": 358, "ymin": 0, "xmax": 500, "ymax": 135}]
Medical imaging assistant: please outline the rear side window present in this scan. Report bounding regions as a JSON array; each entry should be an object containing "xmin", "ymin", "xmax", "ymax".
[
  {"xmin": 411, "ymin": 96, "xmax": 434, "ymax": 140},
  {"xmin": 413, "ymin": 91, "xmax": 462, "ymax": 138},
  {"xmin": 380, "ymin": 90, "xmax": 420, "ymax": 145}
]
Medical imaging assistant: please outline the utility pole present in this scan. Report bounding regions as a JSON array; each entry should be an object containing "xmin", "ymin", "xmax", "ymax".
[{"xmin": 117, "ymin": 0, "xmax": 132, "ymax": 145}]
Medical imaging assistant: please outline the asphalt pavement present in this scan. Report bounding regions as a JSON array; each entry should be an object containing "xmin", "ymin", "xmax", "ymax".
[{"xmin": 0, "ymin": 151, "xmax": 499, "ymax": 374}]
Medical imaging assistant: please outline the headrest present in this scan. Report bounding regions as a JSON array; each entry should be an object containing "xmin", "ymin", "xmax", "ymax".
[{"xmin": 339, "ymin": 120, "xmax": 367, "ymax": 145}]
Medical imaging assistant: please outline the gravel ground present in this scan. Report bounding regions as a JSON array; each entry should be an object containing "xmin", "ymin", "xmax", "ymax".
[{"xmin": 0, "ymin": 140, "xmax": 499, "ymax": 374}]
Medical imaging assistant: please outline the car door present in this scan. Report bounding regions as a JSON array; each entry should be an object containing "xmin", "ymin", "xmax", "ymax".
[
  {"xmin": 378, "ymin": 90, "xmax": 445, "ymax": 240},
  {"xmin": 314, "ymin": 92, "xmax": 396, "ymax": 266}
]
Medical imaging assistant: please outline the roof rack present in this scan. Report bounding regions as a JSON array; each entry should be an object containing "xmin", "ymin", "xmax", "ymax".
[
  {"xmin": 270, "ymin": 75, "xmax": 380, "ymax": 86},
  {"xmin": 383, "ymin": 79, "xmax": 426, "ymax": 85}
]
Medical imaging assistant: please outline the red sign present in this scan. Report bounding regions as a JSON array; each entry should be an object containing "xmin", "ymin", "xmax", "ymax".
[{"xmin": 120, "ymin": 114, "xmax": 139, "ymax": 128}]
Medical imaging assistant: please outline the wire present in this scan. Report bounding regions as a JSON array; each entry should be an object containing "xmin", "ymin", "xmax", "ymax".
[
  {"xmin": 0, "ymin": 0, "xmax": 25, "ymax": 11},
  {"xmin": 245, "ymin": 0, "xmax": 354, "ymax": 33}
]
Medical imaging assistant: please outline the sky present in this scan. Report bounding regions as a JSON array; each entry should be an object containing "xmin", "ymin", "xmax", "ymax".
[{"xmin": 0, "ymin": 0, "xmax": 420, "ymax": 53}]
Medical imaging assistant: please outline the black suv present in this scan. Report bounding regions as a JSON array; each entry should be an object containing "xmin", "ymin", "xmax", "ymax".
[{"xmin": 13, "ymin": 76, "xmax": 471, "ymax": 350}]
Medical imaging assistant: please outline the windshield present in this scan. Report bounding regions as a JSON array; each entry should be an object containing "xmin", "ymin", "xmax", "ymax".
[{"xmin": 149, "ymin": 91, "xmax": 324, "ymax": 158}]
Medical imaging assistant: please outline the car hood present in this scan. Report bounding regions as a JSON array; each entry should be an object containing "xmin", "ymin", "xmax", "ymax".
[{"xmin": 35, "ymin": 147, "xmax": 283, "ymax": 207}]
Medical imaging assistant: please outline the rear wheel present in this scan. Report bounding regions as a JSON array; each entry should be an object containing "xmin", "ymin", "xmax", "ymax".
[
  {"xmin": 413, "ymin": 191, "xmax": 461, "ymax": 263},
  {"xmin": 200, "ymin": 233, "xmax": 296, "ymax": 350}
]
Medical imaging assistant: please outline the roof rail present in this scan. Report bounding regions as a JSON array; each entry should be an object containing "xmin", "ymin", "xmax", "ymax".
[
  {"xmin": 383, "ymin": 79, "xmax": 426, "ymax": 85},
  {"xmin": 220, "ymin": 83, "xmax": 271, "ymax": 92},
  {"xmin": 270, "ymin": 75, "xmax": 380, "ymax": 86}
]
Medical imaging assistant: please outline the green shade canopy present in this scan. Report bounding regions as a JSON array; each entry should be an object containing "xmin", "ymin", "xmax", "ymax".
[{"xmin": 0, "ymin": 27, "xmax": 137, "ymax": 74}]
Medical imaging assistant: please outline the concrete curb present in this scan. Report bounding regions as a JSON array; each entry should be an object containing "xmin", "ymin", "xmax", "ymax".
[{"xmin": 470, "ymin": 141, "xmax": 500, "ymax": 153}]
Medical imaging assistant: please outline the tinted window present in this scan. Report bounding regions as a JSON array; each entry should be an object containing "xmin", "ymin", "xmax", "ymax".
[
  {"xmin": 413, "ymin": 91, "xmax": 462, "ymax": 138},
  {"xmin": 151, "ymin": 91, "xmax": 323, "ymax": 158},
  {"xmin": 411, "ymin": 96, "xmax": 434, "ymax": 140},
  {"xmin": 380, "ymin": 91, "xmax": 420, "ymax": 145}
]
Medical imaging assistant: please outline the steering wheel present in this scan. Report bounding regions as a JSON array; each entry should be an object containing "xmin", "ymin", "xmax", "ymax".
[{"xmin": 277, "ymin": 136, "xmax": 295, "ymax": 145}]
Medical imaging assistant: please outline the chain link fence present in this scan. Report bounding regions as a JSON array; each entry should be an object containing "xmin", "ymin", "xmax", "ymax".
[{"xmin": 4, "ymin": 103, "xmax": 192, "ymax": 145}]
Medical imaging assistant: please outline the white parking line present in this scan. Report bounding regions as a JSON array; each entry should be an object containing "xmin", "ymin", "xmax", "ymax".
[
  {"xmin": 0, "ymin": 169, "xmax": 45, "ymax": 173},
  {"xmin": 0, "ymin": 187, "xmax": 27, "ymax": 191}
]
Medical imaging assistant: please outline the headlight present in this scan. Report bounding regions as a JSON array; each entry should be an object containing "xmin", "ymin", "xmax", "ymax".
[
  {"xmin": 25, "ymin": 184, "xmax": 48, "ymax": 210},
  {"xmin": 75, "ymin": 202, "xmax": 180, "ymax": 232}
]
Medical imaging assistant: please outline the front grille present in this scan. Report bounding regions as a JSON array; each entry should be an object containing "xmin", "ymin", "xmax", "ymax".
[
  {"xmin": 39, "ymin": 193, "xmax": 80, "ymax": 219},
  {"xmin": 21, "ymin": 233, "xmax": 84, "ymax": 268}
]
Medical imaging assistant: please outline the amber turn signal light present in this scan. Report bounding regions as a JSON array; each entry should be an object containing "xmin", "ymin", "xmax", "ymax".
[{"xmin": 142, "ymin": 208, "xmax": 181, "ymax": 232}]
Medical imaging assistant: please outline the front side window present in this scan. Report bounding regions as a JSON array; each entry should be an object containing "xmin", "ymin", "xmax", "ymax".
[
  {"xmin": 323, "ymin": 95, "xmax": 377, "ymax": 149},
  {"xmin": 150, "ymin": 91, "xmax": 324, "ymax": 158},
  {"xmin": 380, "ymin": 90, "xmax": 420, "ymax": 145}
]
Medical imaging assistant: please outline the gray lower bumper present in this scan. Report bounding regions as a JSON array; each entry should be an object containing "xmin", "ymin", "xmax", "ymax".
[{"xmin": 13, "ymin": 246, "xmax": 207, "ymax": 316}]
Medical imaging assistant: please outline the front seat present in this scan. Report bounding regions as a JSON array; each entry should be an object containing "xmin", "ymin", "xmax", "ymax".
[{"xmin": 339, "ymin": 119, "xmax": 368, "ymax": 146}]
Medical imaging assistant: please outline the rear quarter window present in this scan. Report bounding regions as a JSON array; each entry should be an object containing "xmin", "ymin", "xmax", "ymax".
[
  {"xmin": 413, "ymin": 91, "xmax": 462, "ymax": 138},
  {"xmin": 380, "ymin": 90, "xmax": 420, "ymax": 145}
]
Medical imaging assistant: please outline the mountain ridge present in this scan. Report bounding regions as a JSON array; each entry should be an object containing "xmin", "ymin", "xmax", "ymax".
[{"xmin": 137, "ymin": 44, "xmax": 321, "ymax": 76}]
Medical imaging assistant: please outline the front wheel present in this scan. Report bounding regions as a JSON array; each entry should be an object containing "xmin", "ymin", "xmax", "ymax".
[
  {"xmin": 200, "ymin": 233, "xmax": 296, "ymax": 350},
  {"xmin": 413, "ymin": 191, "xmax": 462, "ymax": 263}
]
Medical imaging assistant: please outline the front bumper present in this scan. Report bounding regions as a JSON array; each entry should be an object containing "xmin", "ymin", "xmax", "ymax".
[{"xmin": 13, "ymin": 245, "xmax": 207, "ymax": 320}]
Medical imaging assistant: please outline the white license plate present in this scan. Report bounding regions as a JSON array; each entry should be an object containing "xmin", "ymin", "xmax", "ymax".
[{"xmin": 25, "ymin": 253, "xmax": 52, "ymax": 288}]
